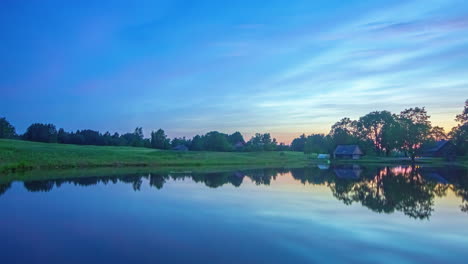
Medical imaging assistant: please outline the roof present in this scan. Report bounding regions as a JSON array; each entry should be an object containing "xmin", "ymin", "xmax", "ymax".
[
  {"xmin": 334, "ymin": 145, "xmax": 363, "ymax": 155},
  {"xmin": 425, "ymin": 140, "xmax": 450, "ymax": 153}
]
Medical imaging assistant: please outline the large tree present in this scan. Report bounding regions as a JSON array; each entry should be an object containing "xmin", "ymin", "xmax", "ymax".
[
  {"xmin": 203, "ymin": 131, "xmax": 232, "ymax": 151},
  {"xmin": 397, "ymin": 107, "xmax": 432, "ymax": 162},
  {"xmin": 228, "ymin": 131, "xmax": 245, "ymax": 145},
  {"xmin": 0, "ymin": 117, "xmax": 16, "ymax": 139},
  {"xmin": 303, "ymin": 134, "xmax": 330, "ymax": 154},
  {"xmin": 291, "ymin": 134, "xmax": 307, "ymax": 152},
  {"xmin": 245, "ymin": 133, "xmax": 277, "ymax": 151},
  {"xmin": 357, "ymin": 111, "xmax": 394, "ymax": 155},
  {"xmin": 151, "ymin": 129, "xmax": 171, "ymax": 149},
  {"xmin": 380, "ymin": 115, "xmax": 405, "ymax": 156},
  {"xmin": 23, "ymin": 123, "xmax": 58, "ymax": 143},
  {"xmin": 430, "ymin": 126, "xmax": 447, "ymax": 141},
  {"xmin": 329, "ymin": 117, "xmax": 360, "ymax": 146}
]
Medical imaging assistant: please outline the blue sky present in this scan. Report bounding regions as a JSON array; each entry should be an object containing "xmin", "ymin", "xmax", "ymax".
[{"xmin": 1, "ymin": 0, "xmax": 468, "ymax": 143}]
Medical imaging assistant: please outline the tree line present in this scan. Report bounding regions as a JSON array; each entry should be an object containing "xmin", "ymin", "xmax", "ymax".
[
  {"xmin": 290, "ymin": 101, "xmax": 467, "ymax": 160},
  {"xmin": 0, "ymin": 118, "xmax": 286, "ymax": 152},
  {"xmin": 0, "ymin": 100, "xmax": 466, "ymax": 156}
]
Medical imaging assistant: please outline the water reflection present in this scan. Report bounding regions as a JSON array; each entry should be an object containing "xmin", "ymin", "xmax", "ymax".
[{"xmin": 1, "ymin": 165, "xmax": 467, "ymax": 219}]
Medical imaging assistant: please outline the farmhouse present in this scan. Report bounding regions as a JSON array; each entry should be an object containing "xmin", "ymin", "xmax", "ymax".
[
  {"xmin": 422, "ymin": 140, "xmax": 456, "ymax": 159},
  {"xmin": 333, "ymin": 145, "xmax": 363, "ymax": 160}
]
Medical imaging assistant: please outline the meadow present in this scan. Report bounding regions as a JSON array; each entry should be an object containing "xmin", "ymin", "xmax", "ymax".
[{"xmin": 0, "ymin": 139, "xmax": 309, "ymax": 173}]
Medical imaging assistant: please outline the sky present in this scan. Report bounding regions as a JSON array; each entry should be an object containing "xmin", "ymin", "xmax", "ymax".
[{"xmin": 1, "ymin": 0, "xmax": 468, "ymax": 143}]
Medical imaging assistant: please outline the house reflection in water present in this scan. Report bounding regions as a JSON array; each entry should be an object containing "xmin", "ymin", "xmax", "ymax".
[{"xmin": 333, "ymin": 165, "xmax": 363, "ymax": 179}]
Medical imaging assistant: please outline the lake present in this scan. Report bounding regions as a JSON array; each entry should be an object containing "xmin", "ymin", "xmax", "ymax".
[{"xmin": 0, "ymin": 165, "xmax": 467, "ymax": 264}]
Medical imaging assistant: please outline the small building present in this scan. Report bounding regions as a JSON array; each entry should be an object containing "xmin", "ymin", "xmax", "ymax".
[
  {"xmin": 317, "ymin": 154, "xmax": 330, "ymax": 159},
  {"xmin": 172, "ymin": 145, "xmax": 188, "ymax": 151},
  {"xmin": 333, "ymin": 145, "xmax": 363, "ymax": 160},
  {"xmin": 422, "ymin": 140, "xmax": 455, "ymax": 159}
]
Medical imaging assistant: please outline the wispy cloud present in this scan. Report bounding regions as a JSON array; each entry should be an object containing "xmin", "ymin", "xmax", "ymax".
[{"xmin": 2, "ymin": 0, "xmax": 467, "ymax": 142}]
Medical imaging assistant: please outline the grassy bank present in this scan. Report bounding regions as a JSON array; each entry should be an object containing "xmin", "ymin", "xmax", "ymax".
[
  {"xmin": 0, "ymin": 139, "xmax": 309, "ymax": 173},
  {"xmin": 2, "ymin": 139, "xmax": 466, "ymax": 174}
]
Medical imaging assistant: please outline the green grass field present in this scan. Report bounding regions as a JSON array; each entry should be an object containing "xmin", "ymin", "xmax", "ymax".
[
  {"xmin": 0, "ymin": 139, "xmax": 310, "ymax": 173},
  {"xmin": 2, "ymin": 139, "xmax": 466, "ymax": 175}
]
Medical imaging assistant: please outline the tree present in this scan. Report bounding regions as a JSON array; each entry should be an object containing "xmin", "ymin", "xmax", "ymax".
[
  {"xmin": 357, "ymin": 111, "xmax": 394, "ymax": 155},
  {"xmin": 397, "ymin": 107, "xmax": 432, "ymax": 162},
  {"xmin": 23, "ymin": 123, "xmax": 58, "ymax": 143},
  {"xmin": 450, "ymin": 99, "xmax": 468, "ymax": 155},
  {"xmin": 171, "ymin": 137, "xmax": 191, "ymax": 148},
  {"xmin": 291, "ymin": 134, "xmax": 307, "ymax": 152},
  {"xmin": 203, "ymin": 131, "xmax": 232, "ymax": 151},
  {"xmin": 190, "ymin": 135, "xmax": 204, "ymax": 151},
  {"xmin": 57, "ymin": 128, "xmax": 70, "ymax": 143},
  {"xmin": 380, "ymin": 115, "xmax": 405, "ymax": 156},
  {"xmin": 121, "ymin": 128, "xmax": 145, "ymax": 147},
  {"xmin": 245, "ymin": 133, "xmax": 277, "ymax": 151},
  {"xmin": 329, "ymin": 117, "xmax": 360, "ymax": 146},
  {"xmin": 303, "ymin": 134, "xmax": 329, "ymax": 154},
  {"xmin": 455, "ymin": 99, "xmax": 468, "ymax": 124},
  {"xmin": 228, "ymin": 131, "xmax": 245, "ymax": 145},
  {"xmin": 151, "ymin": 129, "xmax": 170, "ymax": 149},
  {"xmin": 0, "ymin": 117, "xmax": 16, "ymax": 139},
  {"xmin": 134, "ymin": 127, "xmax": 144, "ymax": 140},
  {"xmin": 430, "ymin": 126, "xmax": 447, "ymax": 141}
]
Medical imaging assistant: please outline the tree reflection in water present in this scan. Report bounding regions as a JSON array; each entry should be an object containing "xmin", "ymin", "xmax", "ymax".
[{"xmin": 1, "ymin": 165, "xmax": 467, "ymax": 219}]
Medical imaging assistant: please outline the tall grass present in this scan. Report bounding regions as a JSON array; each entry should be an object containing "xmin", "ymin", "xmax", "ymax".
[{"xmin": 0, "ymin": 139, "xmax": 309, "ymax": 173}]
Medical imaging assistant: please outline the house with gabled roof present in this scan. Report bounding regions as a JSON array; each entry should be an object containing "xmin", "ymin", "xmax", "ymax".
[{"xmin": 333, "ymin": 145, "xmax": 363, "ymax": 160}]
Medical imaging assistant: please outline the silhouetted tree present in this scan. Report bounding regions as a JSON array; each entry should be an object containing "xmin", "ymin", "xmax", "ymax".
[
  {"xmin": 23, "ymin": 123, "xmax": 58, "ymax": 143},
  {"xmin": 0, "ymin": 117, "xmax": 16, "ymax": 139},
  {"xmin": 450, "ymin": 99, "xmax": 468, "ymax": 156},
  {"xmin": 203, "ymin": 131, "xmax": 232, "ymax": 151},
  {"xmin": 245, "ymin": 133, "xmax": 277, "ymax": 151},
  {"xmin": 397, "ymin": 107, "xmax": 432, "ymax": 162},
  {"xmin": 291, "ymin": 134, "xmax": 307, "ymax": 152},
  {"xmin": 151, "ymin": 129, "xmax": 171, "ymax": 149},
  {"xmin": 430, "ymin": 126, "xmax": 447, "ymax": 141},
  {"xmin": 357, "ymin": 111, "xmax": 394, "ymax": 155},
  {"xmin": 228, "ymin": 131, "xmax": 245, "ymax": 145},
  {"xmin": 303, "ymin": 134, "xmax": 330, "ymax": 154},
  {"xmin": 329, "ymin": 117, "xmax": 360, "ymax": 146}
]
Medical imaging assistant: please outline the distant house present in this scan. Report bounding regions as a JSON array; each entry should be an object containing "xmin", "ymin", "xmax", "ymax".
[
  {"xmin": 333, "ymin": 145, "xmax": 363, "ymax": 160},
  {"xmin": 422, "ymin": 140, "xmax": 455, "ymax": 158},
  {"xmin": 172, "ymin": 145, "xmax": 189, "ymax": 151}
]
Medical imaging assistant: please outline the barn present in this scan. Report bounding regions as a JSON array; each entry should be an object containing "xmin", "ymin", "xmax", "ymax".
[
  {"xmin": 333, "ymin": 145, "xmax": 363, "ymax": 160},
  {"xmin": 422, "ymin": 140, "xmax": 456, "ymax": 159}
]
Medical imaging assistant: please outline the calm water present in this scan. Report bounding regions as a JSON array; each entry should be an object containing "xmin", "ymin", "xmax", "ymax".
[{"xmin": 0, "ymin": 165, "xmax": 467, "ymax": 264}]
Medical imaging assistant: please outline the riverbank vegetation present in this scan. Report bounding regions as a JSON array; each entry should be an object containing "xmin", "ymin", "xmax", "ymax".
[
  {"xmin": 1, "ymin": 100, "xmax": 466, "ymax": 168},
  {"xmin": 291, "ymin": 100, "xmax": 467, "ymax": 161}
]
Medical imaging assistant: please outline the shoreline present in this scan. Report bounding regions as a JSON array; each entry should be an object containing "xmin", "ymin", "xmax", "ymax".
[{"xmin": 1, "ymin": 139, "xmax": 467, "ymax": 175}]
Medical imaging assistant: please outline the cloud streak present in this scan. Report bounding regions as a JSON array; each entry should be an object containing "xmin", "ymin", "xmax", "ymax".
[{"xmin": 1, "ymin": 0, "xmax": 467, "ymax": 143}]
